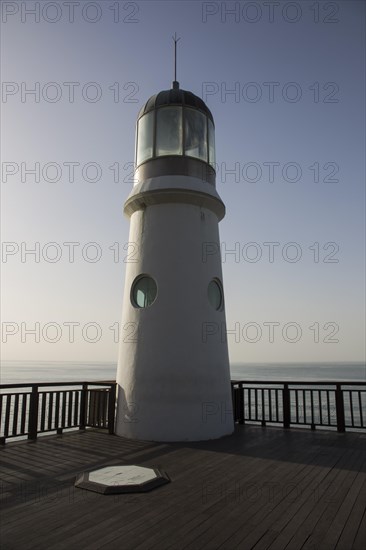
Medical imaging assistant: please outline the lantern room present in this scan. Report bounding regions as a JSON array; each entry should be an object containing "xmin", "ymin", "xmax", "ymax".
[{"xmin": 134, "ymin": 84, "xmax": 216, "ymax": 185}]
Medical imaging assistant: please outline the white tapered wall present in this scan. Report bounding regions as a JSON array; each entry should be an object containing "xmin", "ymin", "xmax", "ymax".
[{"xmin": 115, "ymin": 175, "xmax": 234, "ymax": 441}]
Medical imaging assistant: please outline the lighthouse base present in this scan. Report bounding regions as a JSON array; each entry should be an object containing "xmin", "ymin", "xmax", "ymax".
[{"xmin": 115, "ymin": 387, "xmax": 234, "ymax": 442}]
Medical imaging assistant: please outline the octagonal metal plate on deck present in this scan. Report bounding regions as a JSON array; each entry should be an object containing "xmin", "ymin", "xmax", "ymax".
[{"xmin": 75, "ymin": 465, "xmax": 170, "ymax": 494}]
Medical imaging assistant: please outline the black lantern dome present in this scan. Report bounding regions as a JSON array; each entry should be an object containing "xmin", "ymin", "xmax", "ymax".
[{"xmin": 137, "ymin": 87, "xmax": 214, "ymax": 123}]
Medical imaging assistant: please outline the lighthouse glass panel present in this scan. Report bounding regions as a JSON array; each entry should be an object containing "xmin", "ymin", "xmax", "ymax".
[
  {"xmin": 156, "ymin": 107, "xmax": 183, "ymax": 156},
  {"xmin": 184, "ymin": 109, "xmax": 207, "ymax": 162},
  {"xmin": 208, "ymin": 119, "xmax": 216, "ymax": 168},
  {"xmin": 208, "ymin": 279, "xmax": 223, "ymax": 311},
  {"xmin": 136, "ymin": 112, "xmax": 154, "ymax": 166},
  {"xmin": 132, "ymin": 276, "xmax": 157, "ymax": 308}
]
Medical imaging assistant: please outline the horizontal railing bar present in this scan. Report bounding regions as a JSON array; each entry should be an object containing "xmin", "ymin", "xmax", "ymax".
[
  {"xmin": 231, "ymin": 380, "xmax": 366, "ymax": 386},
  {"xmin": 1, "ymin": 380, "xmax": 364, "ymax": 390},
  {"xmin": 0, "ymin": 381, "xmax": 116, "ymax": 390}
]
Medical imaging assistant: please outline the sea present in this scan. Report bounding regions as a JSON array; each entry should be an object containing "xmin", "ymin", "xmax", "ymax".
[{"xmin": 1, "ymin": 360, "xmax": 365, "ymax": 386}]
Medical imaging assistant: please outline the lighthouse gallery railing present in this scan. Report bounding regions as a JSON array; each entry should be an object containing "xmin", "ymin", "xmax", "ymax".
[{"xmin": 0, "ymin": 380, "xmax": 365, "ymax": 443}]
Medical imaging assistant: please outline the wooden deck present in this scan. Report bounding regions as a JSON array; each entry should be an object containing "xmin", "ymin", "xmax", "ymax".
[{"xmin": 0, "ymin": 426, "xmax": 365, "ymax": 549}]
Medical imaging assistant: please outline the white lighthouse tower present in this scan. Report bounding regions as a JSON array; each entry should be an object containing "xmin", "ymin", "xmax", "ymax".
[{"xmin": 115, "ymin": 52, "xmax": 233, "ymax": 441}]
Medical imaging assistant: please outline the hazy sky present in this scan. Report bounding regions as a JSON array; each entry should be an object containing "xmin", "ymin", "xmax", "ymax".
[{"xmin": 1, "ymin": 0, "xmax": 365, "ymax": 364}]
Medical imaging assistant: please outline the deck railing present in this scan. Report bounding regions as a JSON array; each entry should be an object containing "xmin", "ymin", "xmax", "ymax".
[
  {"xmin": 231, "ymin": 381, "xmax": 366, "ymax": 432},
  {"xmin": 0, "ymin": 381, "xmax": 116, "ymax": 443},
  {"xmin": 1, "ymin": 379, "xmax": 364, "ymax": 443}
]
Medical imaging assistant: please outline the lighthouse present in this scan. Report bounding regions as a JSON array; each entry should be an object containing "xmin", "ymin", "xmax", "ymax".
[{"xmin": 115, "ymin": 51, "xmax": 234, "ymax": 441}]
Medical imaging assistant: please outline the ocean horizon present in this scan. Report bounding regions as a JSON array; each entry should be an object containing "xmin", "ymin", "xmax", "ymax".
[{"xmin": 0, "ymin": 360, "xmax": 365, "ymax": 385}]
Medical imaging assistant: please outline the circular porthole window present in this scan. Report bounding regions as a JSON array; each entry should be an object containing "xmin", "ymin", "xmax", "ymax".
[
  {"xmin": 208, "ymin": 279, "xmax": 223, "ymax": 311},
  {"xmin": 131, "ymin": 276, "xmax": 157, "ymax": 308}
]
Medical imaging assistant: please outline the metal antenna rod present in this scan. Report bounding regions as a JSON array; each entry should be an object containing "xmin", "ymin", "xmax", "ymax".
[{"xmin": 172, "ymin": 33, "xmax": 181, "ymax": 83}]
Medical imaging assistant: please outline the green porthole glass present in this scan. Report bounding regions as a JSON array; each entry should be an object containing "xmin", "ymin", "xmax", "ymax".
[
  {"xmin": 131, "ymin": 276, "xmax": 157, "ymax": 308},
  {"xmin": 208, "ymin": 279, "xmax": 223, "ymax": 311}
]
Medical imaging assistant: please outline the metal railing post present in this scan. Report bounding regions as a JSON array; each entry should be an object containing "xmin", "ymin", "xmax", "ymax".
[
  {"xmin": 108, "ymin": 384, "xmax": 116, "ymax": 434},
  {"xmin": 79, "ymin": 383, "xmax": 87, "ymax": 430},
  {"xmin": 283, "ymin": 384, "xmax": 290, "ymax": 429},
  {"xmin": 335, "ymin": 384, "xmax": 345, "ymax": 432},
  {"xmin": 28, "ymin": 385, "xmax": 39, "ymax": 440},
  {"xmin": 239, "ymin": 383, "xmax": 244, "ymax": 425}
]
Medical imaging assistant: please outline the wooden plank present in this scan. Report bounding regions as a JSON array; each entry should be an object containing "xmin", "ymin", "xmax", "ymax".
[
  {"xmin": 108, "ymin": 449, "xmax": 291, "ymax": 550},
  {"xmin": 352, "ymin": 509, "xmax": 366, "ymax": 550},
  {"xmin": 0, "ymin": 427, "xmax": 364, "ymax": 550},
  {"xmin": 316, "ymin": 469, "xmax": 366, "ymax": 549},
  {"xmin": 3, "ymin": 445, "xmax": 213, "ymax": 546},
  {"xmin": 269, "ymin": 450, "xmax": 363, "ymax": 550},
  {"xmin": 184, "ymin": 446, "xmax": 345, "ymax": 550},
  {"xmin": 130, "ymin": 431, "xmax": 334, "ymax": 550},
  {"xmin": 310, "ymin": 477, "xmax": 366, "ymax": 549},
  {"xmin": 204, "ymin": 468, "xmax": 336, "ymax": 549},
  {"xmin": 0, "ymin": 435, "xmax": 172, "ymax": 527}
]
